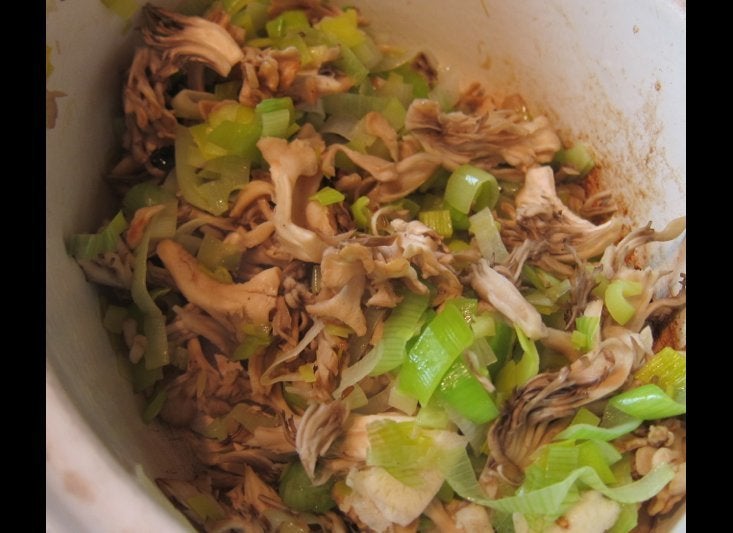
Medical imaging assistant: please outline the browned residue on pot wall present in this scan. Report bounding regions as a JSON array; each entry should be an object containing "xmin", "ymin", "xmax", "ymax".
[{"xmin": 63, "ymin": 470, "xmax": 96, "ymax": 503}]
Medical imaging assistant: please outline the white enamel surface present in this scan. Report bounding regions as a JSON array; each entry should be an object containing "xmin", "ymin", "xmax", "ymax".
[{"xmin": 46, "ymin": 0, "xmax": 685, "ymax": 531}]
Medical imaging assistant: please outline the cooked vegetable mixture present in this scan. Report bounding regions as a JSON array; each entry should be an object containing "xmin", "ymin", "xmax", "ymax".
[{"xmin": 69, "ymin": 1, "xmax": 687, "ymax": 531}]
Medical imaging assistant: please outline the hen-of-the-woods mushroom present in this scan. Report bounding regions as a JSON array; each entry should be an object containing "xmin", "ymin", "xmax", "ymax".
[
  {"xmin": 142, "ymin": 4, "xmax": 244, "ymax": 77},
  {"xmin": 157, "ymin": 238, "xmax": 280, "ymax": 331},
  {"xmin": 486, "ymin": 328, "xmax": 648, "ymax": 484},
  {"xmin": 322, "ymin": 142, "xmax": 443, "ymax": 203},
  {"xmin": 258, "ymin": 136, "xmax": 332, "ymax": 263},
  {"xmin": 295, "ymin": 400, "xmax": 350, "ymax": 480},
  {"xmin": 470, "ymin": 258, "xmax": 548, "ymax": 340},
  {"xmin": 501, "ymin": 165, "xmax": 625, "ymax": 276},
  {"xmin": 405, "ymin": 98, "xmax": 562, "ymax": 172}
]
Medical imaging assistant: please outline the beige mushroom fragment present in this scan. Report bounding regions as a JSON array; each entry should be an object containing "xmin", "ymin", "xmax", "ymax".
[
  {"xmin": 142, "ymin": 4, "xmax": 245, "ymax": 77},
  {"xmin": 156, "ymin": 238, "xmax": 280, "ymax": 331},
  {"xmin": 405, "ymin": 98, "xmax": 562, "ymax": 172},
  {"xmin": 295, "ymin": 400, "xmax": 349, "ymax": 480},
  {"xmin": 471, "ymin": 258, "xmax": 548, "ymax": 340},
  {"xmin": 486, "ymin": 329, "xmax": 648, "ymax": 484},
  {"xmin": 501, "ymin": 166, "xmax": 624, "ymax": 277},
  {"xmin": 258, "ymin": 137, "xmax": 332, "ymax": 263},
  {"xmin": 322, "ymin": 143, "xmax": 443, "ymax": 203}
]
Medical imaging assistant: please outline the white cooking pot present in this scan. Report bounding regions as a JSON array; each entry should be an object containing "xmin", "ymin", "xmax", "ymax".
[{"xmin": 46, "ymin": 0, "xmax": 686, "ymax": 531}]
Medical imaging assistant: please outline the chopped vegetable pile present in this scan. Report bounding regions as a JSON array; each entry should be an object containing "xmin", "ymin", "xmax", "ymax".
[{"xmin": 70, "ymin": 1, "xmax": 687, "ymax": 531}]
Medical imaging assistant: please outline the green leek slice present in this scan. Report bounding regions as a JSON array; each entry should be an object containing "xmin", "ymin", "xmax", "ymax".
[
  {"xmin": 131, "ymin": 229, "xmax": 169, "ymax": 369},
  {"xmin": 309, "ymin": 186, "xmax": 346, "ymax": 206},
  {"xmin": 418, "ymin": 210, "xmax": 453, "ymax": 238},
  {"xmin": 634, "ymin": 347, "xmax": 686, "ymax": 398},
  {"xmin": 553, "ymin": 419, "xmax": 642, "ymax": 442},
  {"xmin": 435, "ymin": 358, "xmax": 499, "ymax": 424},
  {"xmin": 553, "ymin": 143, "xmax": 595, "ymax": 177},
  {"xmin": 398, "ymin": 302, "xmax": 474, "ymax": 405},
  {"xmin": 370, "ymin": 291, "xmax": 431, "ymax": 375},
  {"xmin": 279, "ymin": 460, "xmax": 335, "ymax": 513},
  {"xmin": 67, "ymin": 211, "xmax": 128, "ymax": 259},
  {"xmin": 468, "ymin": 207, "xmax": 508, "ymax": 263},
  {"xmin": 444, "ymin": 165, "xmax": 500, "ymax": 214},
  {"xmin": 604, "ymin": 280, "xmax": 642, "ymax": 325},
  {"xmin": 571, "ymin": 315, "xmax": 600, "ymax": 352},
  {"xmin": 608, "ymin": 384, "xmax": 686, "ymax": 420}
]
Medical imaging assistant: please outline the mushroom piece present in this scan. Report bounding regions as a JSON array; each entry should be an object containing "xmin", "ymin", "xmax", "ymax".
[
  {"xmin": 142, "ymin": 4, "xmax": 245, "ymax": 78},
  {"xmin": 228, "ymin": 465, "xmax": 284, "ymax": 517},
  {"xmin": 451, "ymin": 502, "xmax": 494, "ymax": 532},
  {"xmin": 77, "ymin": 238, "xmax": 135, "ymax": 290},
  {"xmin": 470, "ymin": 258, "xmax": 548, "ymax": 340},
  {"xmin": 364, "ymin": 111, "xmax": 400, "ymax": 161},
  {"xmin": 295, "ymin": 400, "xmax": 350, "ymax": 481},
  {"xmin": 423, "ymin": 500, "xmax": 464, "ymax": 533},
  {"xmin": 486, "ymin": 329, "xmax": 648, "ymax": 484},
  {"xmin": 599, "ymin": 216, "xmax": 686, "ymax": 279},
  {"xmin": 514, "ymin": 491, "xmax": 620, "ymax": 533},
  {"xmin": 118, "ymin": 5, "xmax": 246, "ymax": 177},
  {"xmin": 159, "ymin": 336, "xmax": 255, "ymax": 427},
  {"xmin": 615, "ymin": 419, "xmax": 686, "ymax": 517},
  {"xmin": 322, "ymin": 143, "xmax": 442, "ymax": 203},
  {"xmin": 304, "ymin": 244, "xmax": 375, "ymax": 335},
  {"xmin": 167, "ymin": 304, "xmax": 237, "ymax": 355},
  {"xmin": 405, "ymin": 98, "xmax": 562, "ymax": 172},
  {"xmin": 119, "ymin": 46, "xmax": 179, "ymax": 176},
  {"xmin": 306, "ymin": 273, "xmax": 367, "ymax": 335},
  {"xmin": 125, "ymin": 204, "xmax": 167, "ymax": 249},
  {"xmin": 258, "ymin": 137, "xmax": 332, "ymax": 263},
  {"xmin": 314, "ymin": 331, "xmax": 345, "ymax": 394},
  {"xmin": 381, "ymin": 219, "xmax": 463, "ymax": 303},
  {"xmin": 156, "ymin": 238, "xmax": 280, "ymax": 332},
  {"xmin": 424, "ymin": 499, "xmax": 494, "ymax": 533},
  {"xmin": 238, "ymin": 46, "xmax": 302, "ymax": 106},
  {"xmin": 286, "ymin": 68, "xmax": 354, "ymax": 105},
  {"xmin": 500, "ymin": 165, "xmax": 625, "ymax": 277},
  {"xmin": 604, "ymin": 267, "xmax": 686, "ymax": 334}
]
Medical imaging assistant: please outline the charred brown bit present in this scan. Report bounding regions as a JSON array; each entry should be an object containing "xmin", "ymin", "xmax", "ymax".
[
  {"xmin": 46, "ymin": 89, "xmax": 67, "ymax": 129},
  {"xmin": 411, "ymin": 52, "xmax": 438, "ymax": 86}
]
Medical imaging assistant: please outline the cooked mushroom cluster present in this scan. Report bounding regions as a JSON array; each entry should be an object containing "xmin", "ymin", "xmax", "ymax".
[{"xmin": 71, "ymin": 2, "xmax": 687, "ymax": 532}]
